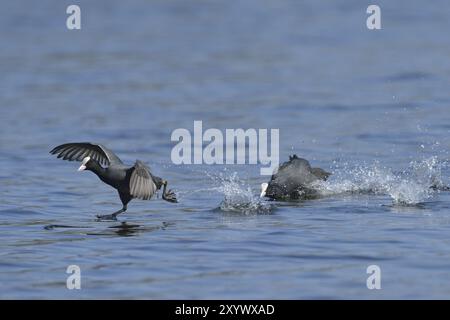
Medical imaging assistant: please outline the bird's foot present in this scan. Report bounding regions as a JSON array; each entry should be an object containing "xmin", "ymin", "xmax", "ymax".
[
  {"xmin": 162, "ymin": 189, "xmax": 178, "ymax": 203},
  {"xmin": 96, "ymin": 213, "xmax": 119, "ymax": 221}
]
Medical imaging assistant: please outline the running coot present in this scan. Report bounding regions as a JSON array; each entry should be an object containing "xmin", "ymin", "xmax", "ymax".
[{"xmin": 50, "ymin": 142, "xmax": 177, "ymax": 220}]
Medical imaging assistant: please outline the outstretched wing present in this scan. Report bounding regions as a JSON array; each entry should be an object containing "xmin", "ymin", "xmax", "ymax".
[
  {"xmin": 129, "ymin": 160, "xmax": 157, "ymax": 200},
  {"xmin": 49, "ymin": 142, "xmax": 123, "ymax": 167}
]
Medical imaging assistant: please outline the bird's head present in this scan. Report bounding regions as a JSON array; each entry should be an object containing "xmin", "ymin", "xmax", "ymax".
[
  {"xmin": 77, "ymin": 156, "xmax": 93, "ymax": 172},
  {"xmin": 260, "ymin": 182, "xmax": 269, "ymax": 198}
]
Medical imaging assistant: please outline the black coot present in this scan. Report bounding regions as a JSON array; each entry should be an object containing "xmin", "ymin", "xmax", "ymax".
[
  {"xmin": 50, "ymin": 142, "xmax": 177, "ymax": 220},
  {"xmin": 261, "ymin": 155, "xmax": 331, "ymax": 200}
]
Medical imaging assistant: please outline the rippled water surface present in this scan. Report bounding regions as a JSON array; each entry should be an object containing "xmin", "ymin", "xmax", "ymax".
[{"xmin": 2, "ymin": 0, "xmax": 450, "ymax": 299}]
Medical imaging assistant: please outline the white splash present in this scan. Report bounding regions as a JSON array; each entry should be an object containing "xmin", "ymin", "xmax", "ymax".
[
  {"xmin": 315, "ymin": 157, "xmax": 447, "ymax": 205},
  {"xmin": 211, "ymin": 172, "xmax": 273, "ymax": 214}
]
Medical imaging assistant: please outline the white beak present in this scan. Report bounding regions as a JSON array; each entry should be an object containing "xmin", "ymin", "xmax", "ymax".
[
  {"xmin": 260, "ymin": 183, "xmax": 268, "ymax": 198},
  {"xmin": 78, "ymin": 156, "xmax": 90, "ymax": 172}
]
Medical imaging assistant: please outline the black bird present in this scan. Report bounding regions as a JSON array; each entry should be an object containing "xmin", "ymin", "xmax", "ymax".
[
  {"xmin": 260, "ymin": 155, "xmax": 331, "ymax": 200},
  {"xmin": 50, "ymin": 142, "xmax": 177, "ymax": 220}
]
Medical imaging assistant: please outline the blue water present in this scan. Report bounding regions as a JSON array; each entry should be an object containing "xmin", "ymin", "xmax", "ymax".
[{"xmin": 1, "ymin": 0, "xmax": 450, "ymax": 299}]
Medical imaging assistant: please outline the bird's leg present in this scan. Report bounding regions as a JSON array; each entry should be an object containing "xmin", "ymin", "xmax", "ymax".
[
  {"xmin": 96, "ymin": 205, "xmax": 127, "ymax": 220},
  {"xmin": 161, "ymin": 180, "xmax": 178, "ymax": 203}
]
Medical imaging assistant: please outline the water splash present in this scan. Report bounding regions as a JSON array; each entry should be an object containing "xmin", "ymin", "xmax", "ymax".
[
  {"xmin": 195, "ymin": 157, "xmax": 447, "ymax": 210},
  {"xmin": 210, "ymin": 172, "xmax": 273, "ymax": 214},
  {"xmin": 316, "ymin": 157, "xmax": 447, "ymax": 205}
]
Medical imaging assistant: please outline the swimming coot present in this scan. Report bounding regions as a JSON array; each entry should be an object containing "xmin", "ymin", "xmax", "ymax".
[{"xmin": 260, "ymin": 155, "xmax": 331, "ymax": 200}]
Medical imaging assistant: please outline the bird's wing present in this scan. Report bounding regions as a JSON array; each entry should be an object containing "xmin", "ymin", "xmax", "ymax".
[
  {"xmin": 311, "ymin": 168, "xmax": 332, "ymax": 181},
  {"xmin": 49, "ymin": 142, "xmax": 123, "ymax": 166},
  {"xmin": 129, "ymin": 160, "xmax": 157, "ymax": 200}
]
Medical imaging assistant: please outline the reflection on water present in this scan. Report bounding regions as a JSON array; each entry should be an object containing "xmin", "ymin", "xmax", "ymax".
[
  {"xmin": 101, "ymin": 221, "xmax": 174, "ymax": 237},
  {"xmin": 44, "ymin": 221, "xmax": 174, "ymax": 237}
]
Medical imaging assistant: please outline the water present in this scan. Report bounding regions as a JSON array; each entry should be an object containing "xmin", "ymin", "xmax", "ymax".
[{"xmin": 1, "ymin": 0, "xmax": 450, "ymax": 299}]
